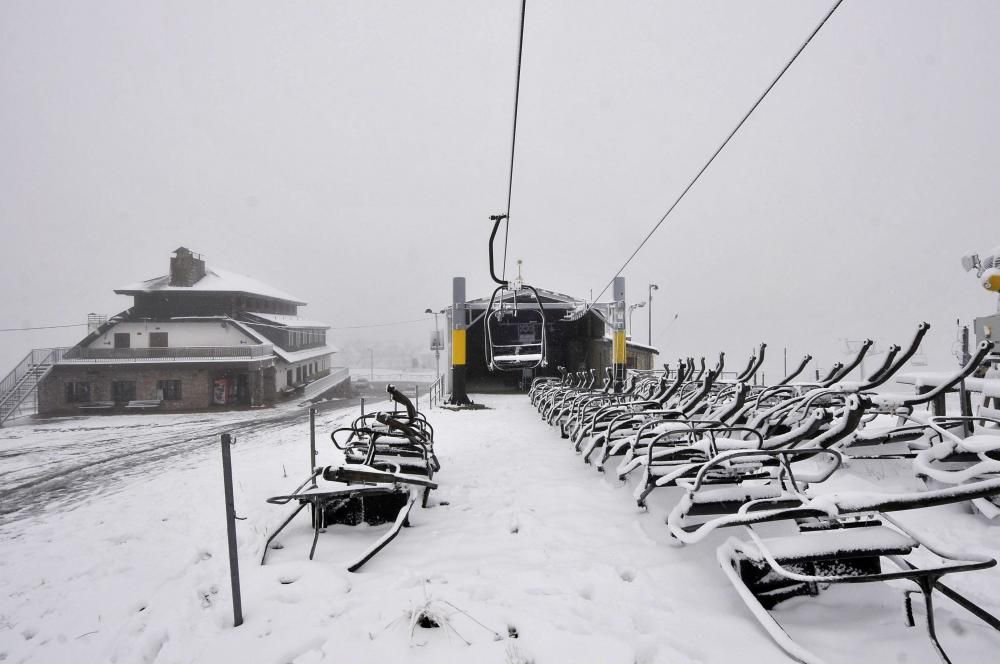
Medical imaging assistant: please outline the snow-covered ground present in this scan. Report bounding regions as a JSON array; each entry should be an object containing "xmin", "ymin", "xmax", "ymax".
[
  {"xmin": 349, "ymin": 367, "xmax": 437, "ymax": 383},
  {"xmin": 1, "ymin": 395, "xmax": 999, "ymax": 663}
]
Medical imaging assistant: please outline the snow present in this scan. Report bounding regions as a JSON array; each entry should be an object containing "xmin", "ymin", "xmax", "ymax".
[
  {"xmin": 271, "ymin": 345, "xmax": 339, "ymax": 365},
  {"xmin": 492, "ymin": 353, "xmax": 543, "ymax": 363},
  {"xmin": 115, "ymin": 266, "xmax": 306, "ymax": 305},
  {"xmin": 737, "ymin": 526, "xmax": 917, "ymax": 562},
  {"xmin": 2, "ymin": 395, "xmax": 1000, "ymax": 663}
]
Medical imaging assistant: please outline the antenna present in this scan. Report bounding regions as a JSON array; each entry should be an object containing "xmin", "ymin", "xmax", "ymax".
[{"xmin": 514, "ymin": 259, "xmax": 524, "ymax": 290}]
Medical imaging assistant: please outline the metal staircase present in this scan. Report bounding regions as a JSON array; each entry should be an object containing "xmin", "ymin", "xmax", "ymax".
[{"xmin": 0, "ymin": 348, "xmax": 66, "ymax": 426}]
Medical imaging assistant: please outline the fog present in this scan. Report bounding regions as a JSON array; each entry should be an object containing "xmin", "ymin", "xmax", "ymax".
[{"xmin": 2, "ymin": 0, "xmax": 999, "ymax": 381}]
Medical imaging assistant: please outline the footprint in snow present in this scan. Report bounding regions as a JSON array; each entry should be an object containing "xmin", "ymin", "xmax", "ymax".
[
  {"xmin": 198, "ymin": 585, "xmax": 219, "ymax": 608},
  {"xmin": 618, "ymin": 568, "xmax": 636, "ymax": 583}
]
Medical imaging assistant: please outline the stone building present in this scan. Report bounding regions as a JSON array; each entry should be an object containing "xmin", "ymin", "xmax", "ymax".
[{"xmin": 37, "ymin": 247, "xmax": 336, "ymax": 414}]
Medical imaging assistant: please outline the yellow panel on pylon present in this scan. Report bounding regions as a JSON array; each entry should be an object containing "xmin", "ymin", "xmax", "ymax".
[
  {"xmin": 985, "ymin": 274, "xmax": 1000, "ymax": 292},
  {"xmin": 452, "ymin": 329, "xmax": 466, "ymax": 365},
  {"xmin": 613, "ymin": 330, "xmax": 627, "ymax": 364}
]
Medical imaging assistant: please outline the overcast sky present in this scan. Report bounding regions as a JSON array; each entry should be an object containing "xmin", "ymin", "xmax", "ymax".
[{"xmin": 2, "ymin": 0, "xmax": 999, "ymax": 380}]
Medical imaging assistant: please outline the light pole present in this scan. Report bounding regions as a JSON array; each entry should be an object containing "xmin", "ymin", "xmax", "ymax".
[
  {"xmin": 425, "ymin": 308, "xmax": 442, "ymax": 386},
  {"xmin": 648, "ymin": 283, "xmax": 659, "ymax": 346},
  {"xmin": 628, "ymin": 302, "xmax": 646, "ymax": 337}
]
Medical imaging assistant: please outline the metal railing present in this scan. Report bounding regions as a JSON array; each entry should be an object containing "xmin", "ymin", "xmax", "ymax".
[
  {"xmin": 427, "ymin": 375, "xmax": 445, "ymax": 408},
  {"xmin": 0, "ymin": 348, "xmax": 64, "ymax": 402},
  {"xmin": 0, "ymin": 348, "xmax": 66, "ymax": 425},
  {"xmin": 67, "ymin": 344, "xmax": 274, "ymax": 362}
]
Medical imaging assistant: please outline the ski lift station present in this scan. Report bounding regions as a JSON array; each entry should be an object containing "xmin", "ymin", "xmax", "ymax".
[{"xmin": 441, "ymin": 277, "xmax": 658, "ymax": 394}]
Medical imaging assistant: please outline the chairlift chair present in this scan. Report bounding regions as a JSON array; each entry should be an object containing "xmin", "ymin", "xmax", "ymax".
[{"xmin": 485, "ymin": 214, "xmax": 548, "ymax": 372}]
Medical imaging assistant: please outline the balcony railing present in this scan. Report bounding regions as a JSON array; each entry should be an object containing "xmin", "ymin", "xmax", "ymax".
[{"xmin": 65, "ymin": 344, "xmax": 274, "ymax": 362}]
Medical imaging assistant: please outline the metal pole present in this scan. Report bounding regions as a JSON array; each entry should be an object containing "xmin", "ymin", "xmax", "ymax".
[
  {"xmin": 960, "ymin": 325, "xmax": 972, "ymax": 432},
  {"xmin": 433, "ymin": 311, "xmax": 441, "ymax": 388},
  {"xmin": 783, "ymin": 347, "xmax": 787, "ymax": 377},
  {"xmin": 648, "ymin": 283, "xmax": 658, "ymax": 347},
  {"xmin": 360, "ymin": 397, "xmax": 365, "ymax": 417},
  {"xmin": 414, "ymin": 384, "xmax": 419, "ymax": 412},
  {"xmin": 220, "ymin": 433, "xmax": 243, "ymax": 628},
  {"xmin": 309, "ymin": 407, "xmax": 317, "ymax": 488},
  {"xmin": 613, "ymin": 277, "xmax": 626, "ymax": 393},
  {"xmin": 448, "ymin": 276, "xmax": 472, "ymax": 405}
]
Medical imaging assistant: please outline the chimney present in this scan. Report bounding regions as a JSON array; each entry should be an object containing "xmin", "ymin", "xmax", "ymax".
[{"xmin": 169, "ymin": 247, "xmax": 206, "ymax": 287}]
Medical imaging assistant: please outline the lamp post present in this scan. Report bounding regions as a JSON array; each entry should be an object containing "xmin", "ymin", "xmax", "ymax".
[
  {"xmin": 648, "ymin": 283, "xmax": 659, "ymax": 346},
  {"xmin": 425, "ymin": 308, "xmax": 442, "ymax": 387},
  {"xmin": 628, "ymin": 302, "xmax": 646, "ymax": 337}
]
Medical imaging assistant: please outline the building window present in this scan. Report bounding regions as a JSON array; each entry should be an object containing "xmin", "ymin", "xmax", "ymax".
[
  {"xmin": 111, "ymin": 380, "xmax": 136, "ymax": 402},
  {"xmin": 149, "ymin": 332, "xmax": 168, "ymax": 348},
  {"xmin": 114, "ymin": 333, "xmax": 130, "ymax": 349},
  {"xmin": 286, "ymin": 369, "xmax": 293, "ymax": 386},
  {"xmin": 157, "ymin": 380, "xmax": 182, "ymax": 401},
  {"xmin": 65, "ymin": 381, "xmax": 91, "ymax": 403}
]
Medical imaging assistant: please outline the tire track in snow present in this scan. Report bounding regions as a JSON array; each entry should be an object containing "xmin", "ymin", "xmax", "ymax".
[{"xmin": 0, "ymin": 398, "xmax": 371, "ymax": 526}]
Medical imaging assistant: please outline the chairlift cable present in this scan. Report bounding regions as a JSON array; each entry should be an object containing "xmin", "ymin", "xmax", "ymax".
[
  {"xmin": 502, "ymin": 0, "xmax": 528, "ymax": 282},
  {"xmin": 589, "ymin": 0, "xmax": 845, "ymax": 306},
  {"xmin": 0, "ymin": 323, "xmax": 87, "ymax": 332}
]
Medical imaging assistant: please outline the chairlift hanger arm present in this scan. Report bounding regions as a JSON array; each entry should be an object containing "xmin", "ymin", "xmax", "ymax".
[{"xmin": 488, "ymin": 214, "xmax": 509, "ymax": 287}]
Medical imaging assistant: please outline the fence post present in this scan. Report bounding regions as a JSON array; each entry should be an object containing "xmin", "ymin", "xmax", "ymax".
[
  {"xmin": 361, "ymin": 397, "xmax": 365, "ymax": 417},
  {"xmin": 220, "ymin": 433, "xmax": 243, "ymax": 627}
]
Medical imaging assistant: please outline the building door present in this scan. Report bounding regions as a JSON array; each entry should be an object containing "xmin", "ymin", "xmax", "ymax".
[{"xmin": 237, "ymin": 374, "xmax": 250, "ymax": 404}]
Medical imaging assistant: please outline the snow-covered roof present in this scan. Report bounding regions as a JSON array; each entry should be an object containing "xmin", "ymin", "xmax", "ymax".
[
  {"xmin": 465, "ymin": 288, "xmax": 601, "ymax": 310},
  {"xmin": 274, "ymin": 345, "xmax": 338, "ymax": 365},
  {"xmin": 115, "ymin": 266, "xmax": 306, "ymax": 305},
  {"xmin": 242, "ymin": 312, "xmax": 330, "ymax": 329},
  {"xmin": 595, "ymin": 335, "xmax": 660, "ymax": 355}
]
